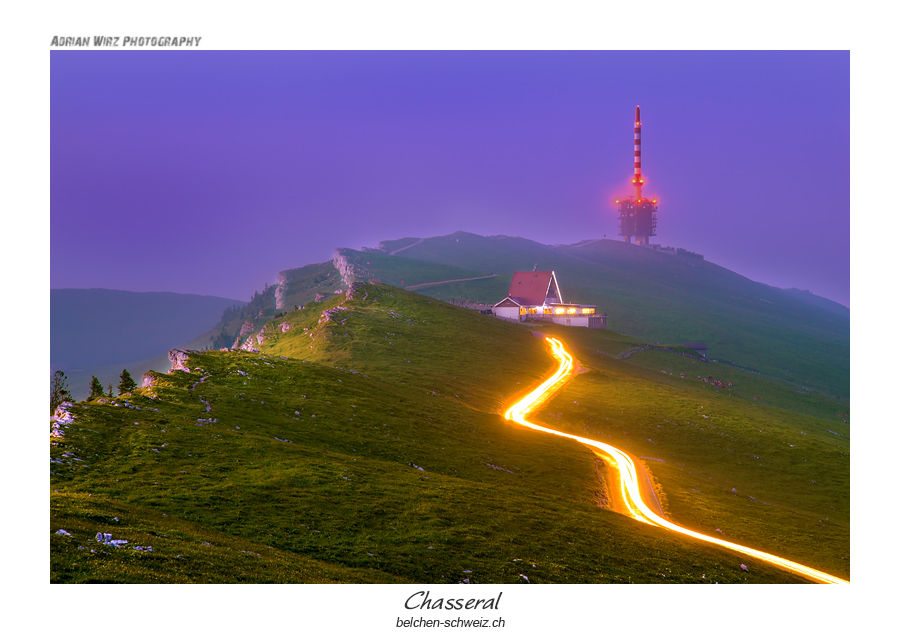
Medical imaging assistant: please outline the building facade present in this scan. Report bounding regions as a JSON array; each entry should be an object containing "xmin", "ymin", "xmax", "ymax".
[{"xmin": 493, "ymin": 271, "xmax": 606, "ymax": 329}]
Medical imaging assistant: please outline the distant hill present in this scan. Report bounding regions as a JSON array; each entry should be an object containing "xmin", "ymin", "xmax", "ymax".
[
  {"xmin": 780, "ymin": 287, "xmax": 850, "ymax": 319},
  {"xmin": 363, "ymin": 232, "xmax": 849, "ymax": 397},
  {"xmin": 51, "ymin": 288, "xmax": 244, "ymax": 398}
]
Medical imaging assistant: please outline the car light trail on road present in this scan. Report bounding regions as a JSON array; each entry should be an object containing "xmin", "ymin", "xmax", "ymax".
[{"xmin": 504, "ymin": 336, "xmax": 849, "ymax": 585}]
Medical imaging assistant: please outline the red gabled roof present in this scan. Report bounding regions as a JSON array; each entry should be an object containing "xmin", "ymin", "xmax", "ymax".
[{"xmin": 507, "ymin": 271, "xmax": 562, "ymax": 306}]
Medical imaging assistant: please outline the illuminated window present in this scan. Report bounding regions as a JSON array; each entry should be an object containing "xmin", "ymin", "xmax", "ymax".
[
  {"xmin": 543, "ymin": 308, "xmax": 551, "ymax": 314},
  {"xmin": 519, "ymin": 308, "xmax": 526, "ymax": 315},
  {"xmin": 528, "ymin": 308, "xmax": 537, "ymax": 314},
  {"xmin": 582, "ymin": 308, "xmax": 594, "ymax": 315},
  {"xmin": 567, "ymin": 307, "xmax": 577, "ymax": 315},
  {"xmin": 554, "ymin": 308, "xmax": 565, "ymax": 315}
]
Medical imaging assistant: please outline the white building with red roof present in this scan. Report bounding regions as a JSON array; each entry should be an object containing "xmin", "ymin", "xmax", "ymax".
[{"xmin": 493, "ymin": 270, "xmax": 606, "ymax": 328}]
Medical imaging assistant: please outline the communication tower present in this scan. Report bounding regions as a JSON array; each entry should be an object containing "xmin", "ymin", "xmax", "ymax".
[{"xmin": 617, "ymin": 106, "xmax": 658, "ymax": 244}]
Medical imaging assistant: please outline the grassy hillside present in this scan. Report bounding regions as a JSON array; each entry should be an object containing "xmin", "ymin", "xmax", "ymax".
[
  {"xmin": 531, "ymin": 321, "xmax": 849, "ymax": 577},
  {"xmin": 275, "ymin": 252, "xmax": 487, "ymax": 312},
  {"xmin": 377, "ymin": 232, "xmax": 849, "ymax": 398},
  {"xmin": 781, "ymin": 287, "xmax": 850, "ymax": 318},
  {"xmin": 51, "ymin": 284, "xmax": 847, "ymax": 583},
  {"xmin": 277, "ymin": 261, "xmax": 345, "ymax": 309}
]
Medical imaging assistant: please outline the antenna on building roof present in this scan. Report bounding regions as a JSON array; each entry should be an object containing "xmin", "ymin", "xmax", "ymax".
[{"xmin": 533, "ymin": 263, "xmax": 537, "ymax": 271}]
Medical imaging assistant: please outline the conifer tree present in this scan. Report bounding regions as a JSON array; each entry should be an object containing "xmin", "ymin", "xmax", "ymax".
[
  {"xmin": 89, "ymin": 376, "xmax": 104, "ymax": 399},
  {"xmin": 50, "ymin": 370, "xmax": 73, "ymax": 413},
  {"xmin": 107, "ymin": 384, "xmax": 114, "ymax": 397},
  {"xmin": 118, "ymin": 369, "xmax": 137, "ymax": 395}
]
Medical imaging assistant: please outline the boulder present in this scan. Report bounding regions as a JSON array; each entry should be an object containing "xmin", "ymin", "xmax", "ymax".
[
  {"xmin": 240, "ymin": 337, "xmax": 259, "ymax": 353},
  {"xmin": 347, "ymin": 281, "xmax": 369, "ymax": 300},
  {"xmin": 168, "ymin": 349, "xmax": 193, "ymax": 372}
]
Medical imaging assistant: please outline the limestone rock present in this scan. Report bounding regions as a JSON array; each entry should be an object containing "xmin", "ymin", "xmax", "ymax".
[
  {"xmin": 168, "ymin": 349, "xmax": 193, "ymax": 372},
  {"xmin": 239, "ymin": 320, "xmax": 255, "ymax": 337},
  {"xmin": 347, "ymin": 281, "xmax": 369, "ymax": 300},
  {"xmin": 280, "ymin": 322, "xmax": 292, "ymax": 333},
  {"xmin": 275, "ymin": 271, "xmax": 288, "ymax": 310},
  {"xmin": 333, "ymin": 248, "xmax": 358, "ymax": 287}
]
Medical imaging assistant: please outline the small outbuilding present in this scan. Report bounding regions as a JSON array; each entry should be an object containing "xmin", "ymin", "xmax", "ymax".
[{"xmin": 682, "ymin": 342, "xmax": 708, "ymax": 358}]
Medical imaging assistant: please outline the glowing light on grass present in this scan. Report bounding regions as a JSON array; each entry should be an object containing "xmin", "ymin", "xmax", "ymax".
[{"xmin": 504, "ymin": 337, "xmax": 849, "ymax": 585}]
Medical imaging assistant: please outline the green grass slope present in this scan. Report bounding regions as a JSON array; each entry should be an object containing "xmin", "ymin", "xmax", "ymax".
[
  {"xmin": 336, "ymin": 248, "xmax": 487, "ymax": 288},
  {"xmin": 51, "ymin": 284, "xmax": 845, "ymax": 583},
  {"xmin": 383, "ymin": 232, "xmax": 849, "ymax": 398},
  {"xmin": 532, "ymin": 322, "xmax": 849, "ymax": 578},
  {"xmin": 277, "ymin": 261, "xmax": 345, "ymax": 309}
]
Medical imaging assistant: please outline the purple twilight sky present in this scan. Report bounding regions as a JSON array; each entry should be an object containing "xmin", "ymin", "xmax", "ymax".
[{"xmin": 51, "ymin": 50, "xmax": 849, "ymax": 307}]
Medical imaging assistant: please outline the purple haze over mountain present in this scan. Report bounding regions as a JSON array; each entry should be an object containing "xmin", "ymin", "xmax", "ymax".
[{"xmin": 51, "ymin": 51, "xmax": 849, "ymax": 307}]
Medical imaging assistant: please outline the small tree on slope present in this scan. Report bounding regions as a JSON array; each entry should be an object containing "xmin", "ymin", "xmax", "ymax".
[
  {"xmin": 118, "ymin": 369, "xmax": 137, "ymax": 395},
  {"xmin": 50, "ymin": 370, "xmax": 73, "ymax": 413},
  {"xmin": 89, "ymin": 375, "xmax": 104, "ymax": 399}
]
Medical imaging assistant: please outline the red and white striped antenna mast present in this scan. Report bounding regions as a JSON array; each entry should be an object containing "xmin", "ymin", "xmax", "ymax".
[
  {"xmin": 633, "ymin": 105, "xmax": 642, "ymax": 202},
  {"xmin": 616, "ymin": 105, "xmax": 657, "ymax": 245}
]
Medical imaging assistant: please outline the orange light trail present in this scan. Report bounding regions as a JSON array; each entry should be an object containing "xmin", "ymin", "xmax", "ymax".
[{"xmin": 504, "ymin": 337, "xmax": 849, "ymax": 584}]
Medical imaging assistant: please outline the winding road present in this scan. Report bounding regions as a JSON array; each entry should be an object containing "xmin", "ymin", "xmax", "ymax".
[
  {"xmin": 504, "ymin": 336, "xmax": 849, "ymax": 584},
  {"xmin": 403, "ymin": 274, "xmax": 498, "ymax": 291}
]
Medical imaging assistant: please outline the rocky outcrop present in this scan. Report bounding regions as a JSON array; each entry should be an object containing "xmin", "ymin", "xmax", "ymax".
[
  {"xmin": 142, "ymin": 373, "xmax": 157, "ymax": 388},
  {"xmin": 231, "ymin": 336, "xmax": 242, "ymax": 349},
  {"xmin": 319, "ymin": 305, "xmax": 349, "ymax": 324},
  {"xmin": 256, "ymin": 332, "xmax": 265, "ymax": 345},
  {"xmin": 275, "ymin": 271, "xmax": 288, "ymax": 310},
  {"xmin": 333, "ymin": 248, "xmax": 359, "ymax": 288},
  {"xmin": 168, "ymin": 349, "xmax": 193, "ymax": 372},
  {"xmin": 239, "ymin": 320, "xmax": 256, "ymax": 337},
  {"xmin": 315, "ymin": 292, "xmax": 326, "ymax": 302},
  {"xmin": 240, "ymin": 336, "xmax": 259, "ymax": 352},
  {"xmin": 280, "ymin": 322, "xmax": 292, "ymax": 333},
  {"xmin": 347, "ymin": 281, "xmax": 369, "ymax": 300},
  {"xmin": 51, "ymin": 402, "xmax": 75, "ymax": 438}
]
